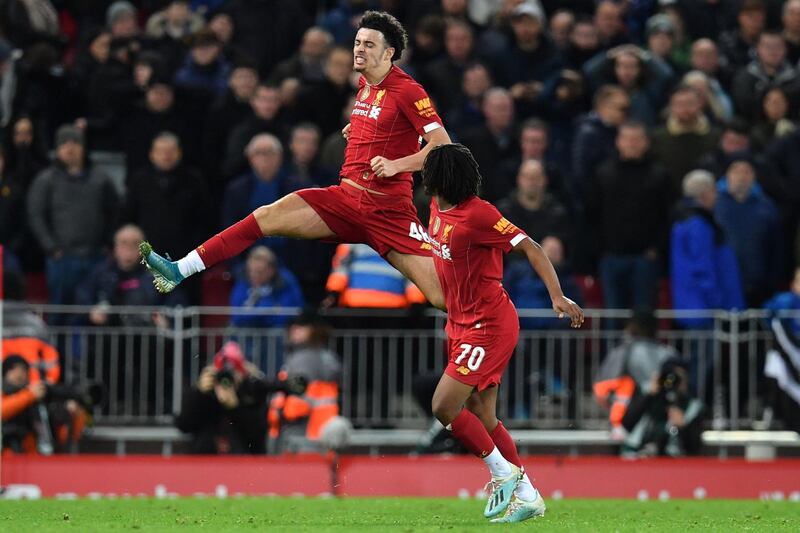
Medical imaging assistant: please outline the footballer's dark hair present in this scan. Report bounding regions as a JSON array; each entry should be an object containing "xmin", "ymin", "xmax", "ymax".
[
  {"xmin": 358, "ymin": 11, "xmax": 408, "ymax": 61},
  {"xmin": 422, "ymin": 143, "xmax": 481, "ymax": 206}
]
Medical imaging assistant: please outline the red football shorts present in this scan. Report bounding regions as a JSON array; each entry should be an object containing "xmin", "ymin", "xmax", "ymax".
[
  {"xmin": 444, "ymin": 325, "xmax": 520, "ymax": 391},
  {"xmin": 295, "ymin": 183, "xmax": 430, "ymax": 257}
]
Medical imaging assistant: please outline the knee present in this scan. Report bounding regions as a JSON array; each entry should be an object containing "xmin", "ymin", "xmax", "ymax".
[
  {"xmin": 253, "ymin": 204, "xmax": 273, "ymax": 224},
  {"xmin": 431, "ymin": 398, "xmax": 460, "ymax": 427}
]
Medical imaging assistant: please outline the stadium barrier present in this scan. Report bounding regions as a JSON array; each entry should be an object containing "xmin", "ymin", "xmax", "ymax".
[
  {"xmin": 3, "ymin": 454, "xmax": 800, "ymax": 500},
  {"xmin": 2, "ymin": 304, "xmax": 796, "ymax": 431}
]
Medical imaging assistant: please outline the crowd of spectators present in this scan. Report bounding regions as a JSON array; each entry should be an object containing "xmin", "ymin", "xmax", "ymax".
[{"xmin": 1, "ymin": 0, "xmax": 799, "ymax": 319}]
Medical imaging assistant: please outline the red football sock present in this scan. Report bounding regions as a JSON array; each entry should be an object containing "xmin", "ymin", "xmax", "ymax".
[
  {"xmin": 449, "ymin": 409, "xmax": 495, "ymax": 458},
  {"xmin": 196, "ymin": 213, "xmax": 263, "ymax": 267},
  {"xmin": 490, "ymin": 420, "xmax": 522, "ymax": 468}
]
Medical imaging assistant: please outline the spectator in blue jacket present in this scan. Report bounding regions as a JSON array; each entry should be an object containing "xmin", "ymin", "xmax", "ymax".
[
  {"xmin": 229, "ymin": 246, "xmax": 304, "ymax": 329},
  {"xmin": 671, "ymin": 170, "xmax": 745, "ymax": 330},
  {"xmin": 714, "ymin": 154, "xmax": 784, "ymax": 307},
  {"xmin": 222, "ymin": 133, "xmax": 288, "ymax": 257},
  {"xmin": 504, "ymin": 236, "xmax": 583, "ymax": 330},
  {"xmin": 764, "ymin": 266, "xmax": 800, "ymax": 336},
  {"xmin": 174, "ymin": 28, "xmax": 232, "ymax": 97}
]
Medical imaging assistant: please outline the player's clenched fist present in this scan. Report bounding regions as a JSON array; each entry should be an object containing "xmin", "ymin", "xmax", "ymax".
[
  {"xmin": 342, "ymin": 123, "xmax": 351, "ymax": 141},
  {"xmin": 370, "ymin": 156, "xmax": 399, "ymax": 178}
]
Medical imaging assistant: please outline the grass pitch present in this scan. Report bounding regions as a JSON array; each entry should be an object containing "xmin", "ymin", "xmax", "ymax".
[{"xmin": 0, "ymin": 497, "xmax": 797, "ymax": 532}]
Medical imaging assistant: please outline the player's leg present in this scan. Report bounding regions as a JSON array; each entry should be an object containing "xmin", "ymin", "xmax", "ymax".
[
  {"xmin": 431, "ymin": 373, "xmax": 520, "ymax": 518},
  {"xmin": 468, "ymin": 387, "xmax": 546, "ymax": 522},
  {"xmin": 384, "ymin": 251, "xmax": 445, "ymax": 310},
  {"xmin": 140, "ymin": 192, "xmax": 335, "ymax": 292}
]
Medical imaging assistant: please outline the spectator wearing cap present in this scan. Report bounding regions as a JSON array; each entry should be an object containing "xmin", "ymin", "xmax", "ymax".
[
  {"xmin": 718, "ymin": 0, "xmax": 766, "ymax": 70},
  {"xmin": 174, "ymin": 28, "xmax": 232, "ymax": 98},
  {"xmin": 583, "ymin": 44, "xmax": 673, "ymax": 126},
  {"xmin": 645, "ymin": 13, "xmax": 684, "ymax": 74},
  {"xmin": 714, "ymin": 154, "xmax": 784, "ymax": 307},
  {"xmin": 731, "ymin": 31, "xmax": 800, "ymax": 123},
  {"xmin": 651, "ymin": 85, "xmax": 720, "ymax": 201},
  {"xmin": 751, "ymin": 88, "xmax": 796, "ymax": 151},
  {"xmin": 123, "ymin": 75, "xmax": 193, "ymax": 175},
  {"xmin": 486, "ymin": 3, "xmax": 562, "ymax": 111},
  {"xmin": 783, "ymin": 0, "xmax": 800, "ymax": 64},
  {"xmin": 27, "ymin": 125, "xmax": 119, "ymax": 308},
  {"xmin": 106, "ymin": 1, "xmax": 139, "ymax": 39}
]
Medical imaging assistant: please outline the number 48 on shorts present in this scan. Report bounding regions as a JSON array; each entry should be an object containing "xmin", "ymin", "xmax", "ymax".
[{"xmin": 455, "ymin": 343, "xmax": 486, "ymax": 371}]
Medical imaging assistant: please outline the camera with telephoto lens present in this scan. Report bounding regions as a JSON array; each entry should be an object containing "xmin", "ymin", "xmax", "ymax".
[
  {"xmin": 45, "ymin": 382, "xmax": 104, "ymax": 410},
  {"xmin": 215, "ymin": 361, "xmax": 238, "ymax": 388},
  {"xmin": 659, "ymin": 358, "xmax": 689, "ymax": 406}
]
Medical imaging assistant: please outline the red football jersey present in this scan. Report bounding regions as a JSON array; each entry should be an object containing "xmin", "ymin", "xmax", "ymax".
[
  {"xmin": 341, "ymin": 65, "xmax": 443, "ymax": 198},
  {"xmin": 429, "ymin": 196, "xmax": 528, "ymax": 338}
]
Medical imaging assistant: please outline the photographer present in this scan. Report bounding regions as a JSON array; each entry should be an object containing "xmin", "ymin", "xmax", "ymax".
[
  {"xmin": 268, "ymin": 312, "xmax": 342, "ymax": 453},
  {"xmin": 2, "ymin": 355, "xmax": 90, "ymax": 454},
  {"xmin": 621, "ymin": 358, "xmax": 705, "ymax": 457},
  {"xmin": 175, "ymin": 341, "xmax": 304, "ymax": 454}
]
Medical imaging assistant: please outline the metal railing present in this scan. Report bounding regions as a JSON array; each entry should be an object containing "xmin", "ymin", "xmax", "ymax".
[{"xmin": 2, "ymin": 303, "xmax": 794, "ymax": 430}]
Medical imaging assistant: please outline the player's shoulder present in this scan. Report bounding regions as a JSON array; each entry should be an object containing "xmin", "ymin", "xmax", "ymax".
[
  {"xmin": 460, "ymin": 196, "xmax": 503, "ymax": 221},
  {"xmin": 387, "ymin": 66, "xmax": 426, "ymax": 92}
]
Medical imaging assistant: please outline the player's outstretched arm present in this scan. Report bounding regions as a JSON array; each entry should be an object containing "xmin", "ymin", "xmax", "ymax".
[
  {"xmin": 512, "ymin": 237, "xmax": 585, "ymax": 328},
  {"xmin": 370, "ymin": 127, "xmax": 451, "ymax": 178}
]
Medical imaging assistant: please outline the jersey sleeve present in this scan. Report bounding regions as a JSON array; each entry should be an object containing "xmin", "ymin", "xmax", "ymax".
[
  {"xmin": 397, "ymin": 80, "xmax": 444, "ymax": 136},
  {"xmin": 468, "ymin": 201, "xmax": 528, "ymax": 253}
]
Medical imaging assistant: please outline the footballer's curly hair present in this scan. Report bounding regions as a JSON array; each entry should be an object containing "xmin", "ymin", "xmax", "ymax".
[
  {"xmin": 358, "ymin": 11, "xmax": 408, "ymax": 61},
  {"xmin": 422, "ymin": 143, "xmax": 482, "ymax": 206}
]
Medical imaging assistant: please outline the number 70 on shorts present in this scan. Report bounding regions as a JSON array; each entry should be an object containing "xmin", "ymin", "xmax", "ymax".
[{"xmin": 456, "ymin": 343, "xmax": 486, "ymax": 371}]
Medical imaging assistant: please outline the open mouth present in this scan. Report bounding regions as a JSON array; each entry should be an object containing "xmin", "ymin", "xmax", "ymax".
[{"xmin": 354, "ymin": 56, "xmax": 366, "ymax": 67}]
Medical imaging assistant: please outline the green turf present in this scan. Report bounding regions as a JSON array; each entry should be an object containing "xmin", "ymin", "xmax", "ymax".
[{"xmin": 0, "ymin": 497, "xmax": 797, "ymax": 532}]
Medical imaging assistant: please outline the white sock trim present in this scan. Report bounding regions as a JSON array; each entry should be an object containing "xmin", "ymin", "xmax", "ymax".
[
  {"xmin": 483, "ymin": 447, "xmax": 513, "ymax": 478},
  {"xmin": 177, "ymin": 249, "xmax": 206, "ymax": 277},
  {"xmin": 515, "ymin": 473, "xmax": 538, "ymax": 501}
]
